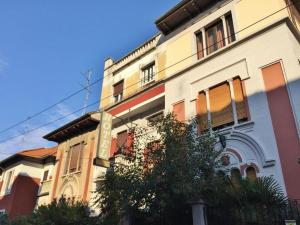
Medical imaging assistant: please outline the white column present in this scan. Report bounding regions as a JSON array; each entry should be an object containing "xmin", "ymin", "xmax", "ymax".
[
  {"xmin": 192, "ymin": 200, "xmax": 206, "ymax": 225},
  {"xmin": 201, "ymin": 28, "xmax": 207, "ymax": 57},
  {"xmin": 221, "ymin": 15, "xmax": 229, "ymax": 46},
  {"xmin": 228, "ymin": 79, "xmax": 238, "ymax": 124},
  {"xmin": 204, "ymin": 89, "xmax": 212, "ymax": 131}
]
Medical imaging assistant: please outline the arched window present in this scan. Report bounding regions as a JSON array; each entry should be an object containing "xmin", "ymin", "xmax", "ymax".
[
  {"xmin": 230, "ymin": 168, "xmax": 242, "ymax": 187},
  {"xmin": 246, "ymin": 166, "xmax": 257, "ymax": 181}
]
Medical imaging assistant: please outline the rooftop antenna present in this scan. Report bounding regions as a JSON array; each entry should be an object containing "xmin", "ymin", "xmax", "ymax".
[{"xmin": 79, "ymin": 69, "xmax": 93, "ymax": 115}]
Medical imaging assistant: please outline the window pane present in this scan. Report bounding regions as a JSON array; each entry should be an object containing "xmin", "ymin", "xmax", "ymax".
[
  {"xmin": 196, "ymin": 32, "xmax": 204, "ymax": 59},
  {"xmin": 113, "ymin": 80, "xmax": 124, "ymax": 96},
  {"xmin": 69, "ymin": 144, "xmax": 82, "ymax": 173},
  {"xmin": 226, "ymin": 14, "xmax": 236, "ymax": 43},
  {"xmin": 117, "ymin": 131, "xmax": 128, "ymax": 149},
  {"xmin": 206, "ymin": 20, "xmax": 225, "ymax": 54},
  {"xmin": 42, "ymin": 170, "xmax": 49, "ymax": 182}
]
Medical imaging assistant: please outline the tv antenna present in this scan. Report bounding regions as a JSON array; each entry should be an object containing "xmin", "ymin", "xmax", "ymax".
[{"xmin": 79, "ymin": 69, "xmax": 93, "ymax": 115}]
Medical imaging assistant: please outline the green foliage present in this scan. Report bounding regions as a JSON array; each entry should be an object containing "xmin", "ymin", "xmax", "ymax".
[
  {"xmin": 95, "ymin": 113, "xmax": 293, "ymax": 225},
  {"xmin": 10, "ymin": 198, "xmax": 101, "ymax": 225},
  {"xmin": 96, "ymin": 113, "xmax": 221, "ymax": 225}
]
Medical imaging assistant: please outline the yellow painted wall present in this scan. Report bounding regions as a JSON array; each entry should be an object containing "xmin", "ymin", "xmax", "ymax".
[
  {"xmin": 157, "ymin": 52, "xmax": 167, "ymax": 81},
  {"xmin": 235, "ymin": 0, "xmax": 289, "ymax": 38},
  {"xmin": 100, "ymin": 84, "xmax": 112, "ymax": 109},
  {"xmin": 165, "ymin": 33, "xmax": 193, "ymax": 76},
  {"xmin": 124, "ymin": 71, "xmax": 140, "ymax": 98}
]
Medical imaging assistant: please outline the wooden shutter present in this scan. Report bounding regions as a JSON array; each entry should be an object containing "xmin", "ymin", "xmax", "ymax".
[
  {"xmin": 69, "ymin": 144, "xmax": 81, "ymax": 173},
  {"xmin": 110, "ymin": 138, "xmax": 117, "ymax": 157},
  {"xmin": 126, "ymin": 132, "xmax": 134, "ymax": 154},
  {"xmin": 113, "ymin": 80, "xmax": 124, "ymax": 96},
  {"xmin": 117, "ymin": 131, "xmax": 128, "ymax": 148},
  {"xmin": 173, "ymin": 101, "xmax": 185, "ymax": 122},
  {"xmin": 196, "ymin": 32, "xmax": 204, "ymax": 59},
  {"xmin": 209, "ymin": 83, "xmax": 233, "ymax": 128},
  {"xmin": 196, "ymin": 92, "xmax": 208, "ymax": 131},
  {"xmin": 233, "ymin": 78, "xmax": 247, "ymax": 121}
]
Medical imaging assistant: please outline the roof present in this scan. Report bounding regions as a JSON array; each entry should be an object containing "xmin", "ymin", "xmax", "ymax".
[
  {"xmin": 155, "ymin": 0, "xmax": 218, "ymax": 35},
  {"xmin": 19, "ymin": 146, "xmax": 57, "ymax": 159},
  {"xmin": 43, "ymin": 111, "xmax": 100, "ymax": 143},
  {"xmin": 0, "ymin": 146, "xmax": 58, "ymax": 169}
]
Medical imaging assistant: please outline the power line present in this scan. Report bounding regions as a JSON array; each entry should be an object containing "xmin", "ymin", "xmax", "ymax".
[{"xmin": 0, "ymin": 2, "xmax": 296, "ymax": 145}]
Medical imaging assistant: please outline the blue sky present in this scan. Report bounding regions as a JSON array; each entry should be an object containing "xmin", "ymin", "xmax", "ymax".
[{"xmin": 0, "ymin": 0, "xmax": 180, "ymax": 157}]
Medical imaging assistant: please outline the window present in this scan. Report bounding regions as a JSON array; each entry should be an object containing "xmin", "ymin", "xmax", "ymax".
[
  {"xmin": 246, "ymin": 167, "xmax": 257, "ymax": 181},
  {"xmin": 42, "ymin": 170, "xmax": 49, "ymax": 182},
  {"xmin": 4, "ymin": 170, "xmax": 14, "ymax": 194},
  {"xmin": 142, "ymin": 63, "xmax": 155, "ymax": 85},
  {"xmin": 196, "ymin": 77, "xmax": 248, "ymax": 131},
  {"xmin": 209, "ymin": 82, "xmax": 234, "ymax": 129},
  {"xmin": 206, "ymin": 20, "xmax": 225, "ymax": 55},
  {"xmin": 196, "ymin": 32, "xmax": 204, "ymax": 59},
  {"xmin": 147, "ymin": 112, "xmax": 164, "ymax": 126},
  {"xmin": 64, "ymin": 143, "xmax": 83, "ymax": 174},
  {"xmin": 113, "ymin": 80, "xmax": 124, "ymax": 103},
  {"xmin": 116, "ymin": 130, "xmax": 128, "ymax": 152},
  {"xmin": 230, "ymin": 168, "xmax": 242, "ymax": 187},
  {"xmin": 226, "ymin": 14, "xmax": 236, "ymax": 43}
]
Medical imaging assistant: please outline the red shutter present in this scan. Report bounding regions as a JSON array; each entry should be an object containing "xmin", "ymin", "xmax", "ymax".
[
  {"xmin": 110, "ymin": 138, "xmax": 117, "ymax": 157},
  {"xmin": 126, "ymin": 132, "xmax": 134, "ymax": 153},
  {"xmin": 117, "ymin": 131, "xmax": 128, "ymax": 149},
  {"xmin": 173, "ymin": 101, "xmax": 185, "ymax": 122}
]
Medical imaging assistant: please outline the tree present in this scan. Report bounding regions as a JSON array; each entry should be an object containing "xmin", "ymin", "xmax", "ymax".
[
  {"xmin": 96, "ymin": 114, "xmax": 222, "ymax": 225},
  {"xmin": 10, "ymin": 198, "xmax": 101, "ymax": 225}
]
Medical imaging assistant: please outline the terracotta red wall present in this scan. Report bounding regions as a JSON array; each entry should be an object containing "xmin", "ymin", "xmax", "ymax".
[
  {"xmin": 0, "ymin": 175, "xmax": 40, "ymax": 220},
  {"xmin": 262, "ymin": 62, "xmax": 300, "ymax": 200}
]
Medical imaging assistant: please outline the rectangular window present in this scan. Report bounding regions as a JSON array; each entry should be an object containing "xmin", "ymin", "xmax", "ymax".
[
  {"xmin": 209, "ymin": 83, "xmax": 234, "ymax": 129},
  {"xmin": 113, "ymin": 80, "xmax": 124, "ymax": 103},
  {"xmin": 117, "ymin": 130, "xmax": 128, "ymax": 150},
  {"xmin": 173, "ymin": 101, "xmax": 185, "ymax": 122},
  {"xmin": 206, "ymin": 20, "xmax": 225, "ymax": 55},
  {"xmin": 4, "ymin": 170, "xmax": 14, "ymax": 194},
  {"xmin": 226, "ymin": 14, "xmax": 236, "ymax": 44},
  {"xmin": 142, "ymin": 63, "xmax": 155, "ymax": 85},
  {"xmin": 64, "ymin": 143, "xmax": 83, "ymax": 174},
  {"xmin": 42, "ymin": 170, "xmax": 49, "ymax": 182},
  {"xmin": 196, "ymin": 32, "xmax": 204, "ymax": 59}
]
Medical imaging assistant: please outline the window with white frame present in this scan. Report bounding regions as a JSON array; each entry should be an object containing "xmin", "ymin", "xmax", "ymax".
[
  {"xmin": 141, "ymin": 63, "xmax": 155, "ymax": 85},
  {"xmin": 113, "ymin": 80, "xmax": 124, "ymax": 103},
  {"xmin": 195, "ymin": 12, "xmax": 236, "ymax": 59}
]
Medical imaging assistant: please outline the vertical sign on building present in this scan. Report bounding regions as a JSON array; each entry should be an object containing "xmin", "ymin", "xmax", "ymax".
[{"xmin": 94, "ymin": 111, "xmax": 113, "ymax": 167}]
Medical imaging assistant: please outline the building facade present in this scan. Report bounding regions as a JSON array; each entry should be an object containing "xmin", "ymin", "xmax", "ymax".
[
  {"xmin": 1, "ymin": 0, "xmax": 300, "ymax": 220},
  {"xmin": 100, "ymin": 0, "xmax": 300, "ymax": 201},
  {"xmin": 0, "ymin": 147, "xmax": 56, "ymax": 220}
]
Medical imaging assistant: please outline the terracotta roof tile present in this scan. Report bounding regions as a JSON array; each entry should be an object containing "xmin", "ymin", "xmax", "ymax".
[{"xmin": 18, "ymin": 146, "xmax": 57, "ymax": 159}]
